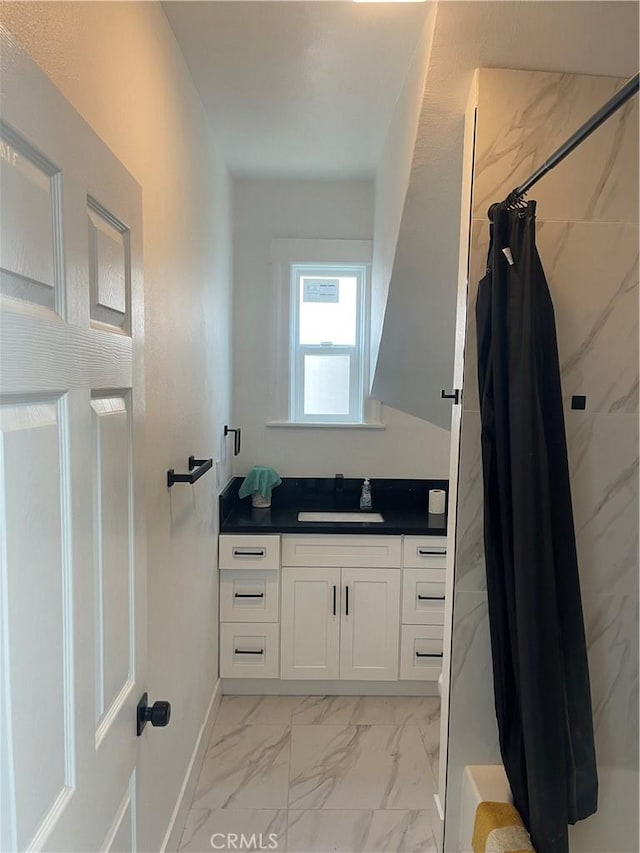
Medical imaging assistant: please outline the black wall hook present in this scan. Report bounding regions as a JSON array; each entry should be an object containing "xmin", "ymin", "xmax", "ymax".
[{"xmin": 441, "ymin": 389, "xmax": 461, "ymax": 405}]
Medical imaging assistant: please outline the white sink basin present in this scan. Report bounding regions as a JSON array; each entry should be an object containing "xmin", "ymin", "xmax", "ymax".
[{"xmin": 297, "ymin": 511, "xmax": 385, "ymax": 523}]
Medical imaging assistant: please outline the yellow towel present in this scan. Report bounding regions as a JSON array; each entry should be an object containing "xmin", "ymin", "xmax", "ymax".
[{"xmin": 472, "ymin": 801, "xmax": 535, "ymax": 853}]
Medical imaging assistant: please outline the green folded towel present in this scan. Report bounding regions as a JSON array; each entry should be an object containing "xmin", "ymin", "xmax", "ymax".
[{"xmin": 239, "ymin": 466, "xmax": 282, "ymax": 501}]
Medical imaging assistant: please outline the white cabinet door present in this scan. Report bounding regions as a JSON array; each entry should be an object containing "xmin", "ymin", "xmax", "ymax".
[
  {"xmin": 340, "ymin": 569, "xmax": 400, "ymax": 681},
  {"xmin": 280, "ymin": 568, "xmax": 340, "ymax": 680},
  {"xmin": 0, "ymin": 36, "xmax": 146, "ymax": 853}
]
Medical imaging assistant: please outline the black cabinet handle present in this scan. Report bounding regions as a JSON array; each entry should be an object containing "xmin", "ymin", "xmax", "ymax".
[
  {"xmin": 418, "ymin": 548, "xmax": 446, "ymax": 556},
  {"xmin": 234, "ymin": 593, "xmax": 264, "ymax": 599},
  {"xmin": 332, "ymin": 585, "xmax": 337, "ymax": 616},
  {"xmin": 234, "ymin": 648, "xmax": 264, "ymax": 655},
  {"xmin": 167, "ymin": 456, "xmax": 213, "ymax": 488},
  {"xmin": 416, "ymin": 652, "xmax": 443, "ymax": 658},
  {"xmin": 417, "ymin": 594, "xmax": 445, "ymax": 601},
  {"xmin": 232, "ymin": 548, "xmax": 266, "ymax": 558},
  {"xmin": 345, "ymin": 586, "xmax": 349, "ymax": 616}
]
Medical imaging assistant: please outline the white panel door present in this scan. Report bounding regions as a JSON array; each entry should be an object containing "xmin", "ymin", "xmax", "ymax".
[
  {"xmin": 280, "ymin": 568, "xmax": 340, "ymax": 680},
  {"xmin": 339, "ymin": 569, "xmax": 400, "ymax": 681},
  {"xmin": 0, "ymin": 34, "xmax": 146, "ymax": 853}
]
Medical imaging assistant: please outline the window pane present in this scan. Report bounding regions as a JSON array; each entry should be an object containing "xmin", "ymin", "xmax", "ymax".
[
  {"xmin": 304, "ymin": 354, "xmax": 351, "ymax": 416},
  {"xmin": 299, "ymin": 276, "xmax": 358, "ymax": 346}
]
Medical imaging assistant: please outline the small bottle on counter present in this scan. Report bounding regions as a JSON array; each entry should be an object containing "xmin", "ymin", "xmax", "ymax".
[{"xmin": 360, "ymin": 477, "xmax": 372, "ymax": 510}]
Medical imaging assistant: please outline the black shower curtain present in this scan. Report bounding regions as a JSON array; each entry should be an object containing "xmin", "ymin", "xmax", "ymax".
[{"xmin": 476, "ymin": 201, "xmax": 598, "ymax": 853}]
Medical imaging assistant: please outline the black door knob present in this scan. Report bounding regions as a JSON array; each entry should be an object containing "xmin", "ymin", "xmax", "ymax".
[
  {"xmin": 149, "ymin": 700, "xmax": 171, "ymax": 727},
  {"xmin": 137, "ymin": 692, "xmax": 172, "ymax": 736}
]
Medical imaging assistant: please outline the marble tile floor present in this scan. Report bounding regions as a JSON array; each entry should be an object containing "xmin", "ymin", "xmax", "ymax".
[{"xmin": 179, "ymin": 695, "xmax": 441, "ymax": 853}]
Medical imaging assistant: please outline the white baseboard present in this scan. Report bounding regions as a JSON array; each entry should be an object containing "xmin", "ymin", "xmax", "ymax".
[
  {"xmin": 161, "ymin": 679, "xmax": 222, "ymax": 852},
  {"xmin": 221, "ymin": 678, "xmax": 439, "ymax": 696}
]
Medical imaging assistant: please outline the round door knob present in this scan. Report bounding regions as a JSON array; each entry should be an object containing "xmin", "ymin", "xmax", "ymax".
[
  {"xmin": 149, "ymin": 700, "xmax": 171, "ymax": 727},
  {"xmin": 137, "ymin": 692, "xmax": 172, "ymax": 735}
]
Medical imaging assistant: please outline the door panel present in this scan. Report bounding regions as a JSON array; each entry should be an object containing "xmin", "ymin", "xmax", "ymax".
[
  {"xmin": 0, "ymin": 125, "xmax": 62, "ymax": 313},
  {"xmin": 88, "ymin": 198, "xmax": 130, "ymax": 333},
  {"xmin": 340, "ymin": 568, "xmax": 400, "ymax": 681},
  {"xmin": 91, "ymin": 395, "xmax": 134, "ymax": 741},
  {"xmin": 0, "ymin": 34, "xmax": 145, "ymax": 852},
  {"xmin": 0, "ymin": 396, "xmax": 73, "ymax": 851},
  {"xmin": 281, "ymin": 567, "xmax": 340, "ymax": 680}
]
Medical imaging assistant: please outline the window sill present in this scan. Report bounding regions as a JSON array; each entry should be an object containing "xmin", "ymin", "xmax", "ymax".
[{"xmin": 266, "ymin": 420, "xmax": 386, "ymax": 430}]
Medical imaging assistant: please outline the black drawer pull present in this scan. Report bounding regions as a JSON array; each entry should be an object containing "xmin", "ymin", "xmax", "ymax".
[
  {"xmin": 232, "ymin": 548, "xmax": 266, "ymax": 557},
  {"xmin": 417, "ymin": 594, "xmax": 445, "ymax": 601},
  {"xmin": 416, "ymin": 651, "xmax": 443, "ymax": 659},
  {"xmin": 234, "ymin": 648, "xmax": 264, "ymax": 655},
  {"xmin": 234, "ymin": 593, "xmax": 265, "ymax": 599},
  {"xmin": 418, "ymin": 548, "xmax": 446, "ymax": 556}
]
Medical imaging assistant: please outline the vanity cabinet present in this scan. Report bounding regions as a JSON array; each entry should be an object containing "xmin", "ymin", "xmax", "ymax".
[
  {"xmin": 280, "ymin": 567, "xmax": 341, "ymax": 679},
  {"xmin": 339, "ymin": 568, "xmax": 400, "ymax": 681},
  {"xmin": 280, "ymin": 566, "xmax": 400, "ymax": 681},
  {"xmin": 218, "ymin": 534, "xmax": 281, "ymax": 679},
  {"xmin": 280, "ymin": 535, "xmax": 402, "ymax": 682},
  {"xmin": 399, "ymin": 537, "xmax": 446, "ymax": 681},
  {"xmin": 218, "ymin": 532, "xmax": 446, "ymax": 686}
]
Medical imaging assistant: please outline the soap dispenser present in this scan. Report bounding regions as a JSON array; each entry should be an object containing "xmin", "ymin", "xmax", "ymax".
[{"xmin": 360, "ymin": 477, "xmax": 372, "ymax": 510}]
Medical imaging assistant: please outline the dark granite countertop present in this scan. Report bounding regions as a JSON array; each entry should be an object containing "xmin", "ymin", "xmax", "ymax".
[{"xmin": 219, "ymin": 477, "xmax": 448, "ymax": 536}]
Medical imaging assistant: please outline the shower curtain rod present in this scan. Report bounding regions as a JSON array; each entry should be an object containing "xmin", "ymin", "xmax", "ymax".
[{"xmin": 490, "ymin": 72, "xmax": 639, "ymax": 215}]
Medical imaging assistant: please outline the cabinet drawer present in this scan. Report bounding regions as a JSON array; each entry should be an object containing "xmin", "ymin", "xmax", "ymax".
[
  {"xmin": 220, "ymin": 570, "xmax": 279, "ymax": 622},
  {"xmin": 220, "ymin": 623, "xmax": 279, "ymax": 678},
  {"xmin": 219, "ymin": 535, "xmax": 280, "ymax": 570},
  {"xmin": 282, "ymin": 535, "xmax": 401, "ymax": 568},
  {"xmin": 402, "ymin": 568, "xmax": 446, "ymax": 625},
  {"xmin": 400, "ymin": 625, "xmax": 444, "ymax": 681},
  {"xmin": 402, "ymin": 536, "xmax": 447, "ymax": 569}
]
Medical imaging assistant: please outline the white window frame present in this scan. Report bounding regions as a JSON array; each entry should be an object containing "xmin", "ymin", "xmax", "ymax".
[
  {"xmin": 269, "ymin": 238, "xmax": 382, "ymax": 429},
  {"xmin": 290, "ymin": 263, "xmax": 366, "ymax": 424}
]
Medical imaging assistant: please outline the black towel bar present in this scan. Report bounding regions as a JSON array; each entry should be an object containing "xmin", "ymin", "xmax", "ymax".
[
  {"xmin": 224, "ymin": 425, "xmax": 241, "ymax": 456},
  {"xmin": 167, "ymin": 456, "xmax": 213, "ymax": 488}
]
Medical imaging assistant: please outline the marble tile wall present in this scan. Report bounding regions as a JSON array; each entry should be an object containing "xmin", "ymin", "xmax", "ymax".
[{"xmin": 444, "ymin": 68, "xmax": 639, "ymax": 852}]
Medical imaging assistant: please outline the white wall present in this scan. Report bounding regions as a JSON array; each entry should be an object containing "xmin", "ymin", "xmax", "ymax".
[
  {"xmin": 0, "ymin": 3, "xmax": 232, "ymax": 850},
  {"xmin": 232, "ymin": 178, "xmax": 450, "ymax": 479},
  {"xmin": 370, "ymin": 5, "xmax": 435, "ymax": 380}
]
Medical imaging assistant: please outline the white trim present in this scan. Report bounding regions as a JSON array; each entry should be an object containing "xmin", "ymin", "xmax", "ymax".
[
  {"xmin": 266, "ymin": 420, "xmax": 385, "ymax": 430},
  {"xmin": 160, "ymin": 679, "xmax": 222, "ymax": 853},
  {"xmin": 439, "ymin": 79, "xmax": 479, "ymax": 847},
  {"xmin": 221, "ymin": 679, "xmax": 438, "ymax": 696},
  {"xmin": 270, "ymin": 239, "xmax": 375, "ymax": 425},
  {"xmin": 290, "ymin": 264, "xmax": 366, "ymax": 424}
]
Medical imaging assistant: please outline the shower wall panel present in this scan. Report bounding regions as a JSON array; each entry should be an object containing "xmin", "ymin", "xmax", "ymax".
[{"xmin": 445, "ymin": 68, "xmax": 638, "ymax": 852}]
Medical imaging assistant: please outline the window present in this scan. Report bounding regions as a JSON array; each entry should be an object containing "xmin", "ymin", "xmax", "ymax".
[
  {"xmin": 290, "ymin": 264, "xmax": 367, "ymax": 423},
  {"xmin": 269, "ymin": 238, "xmax": 380, "ymax": 428}
]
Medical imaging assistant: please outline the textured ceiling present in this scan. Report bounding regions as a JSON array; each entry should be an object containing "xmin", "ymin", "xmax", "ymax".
[
  {"xmin": 163, "ymin": 1, "xmax": 638, "ymax": 179},
  {"xmin": 163, "ymin": 1, "xmax": 432, "ymax": 177}
]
